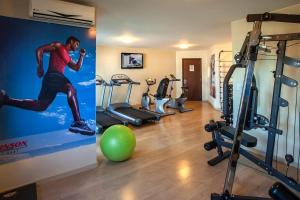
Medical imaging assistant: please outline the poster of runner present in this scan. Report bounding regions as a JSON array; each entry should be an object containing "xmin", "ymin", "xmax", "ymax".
[{"xmin": 0, "ymin": 16, "xmax": 96, "ymax": 164}]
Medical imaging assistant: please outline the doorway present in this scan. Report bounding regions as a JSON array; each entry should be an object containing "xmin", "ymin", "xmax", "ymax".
[{"xmin": 182, "ymin": 58, "xmax": 202, "ymax": 101}]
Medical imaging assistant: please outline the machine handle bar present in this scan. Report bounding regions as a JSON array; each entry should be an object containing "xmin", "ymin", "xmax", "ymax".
[
  {"xmin": 169, "ymin": 74, "xmax": 181, "ymax": 81},
  {"xmin": 247, "ymin": 12, "xmax": 300, "ymax": 23}
]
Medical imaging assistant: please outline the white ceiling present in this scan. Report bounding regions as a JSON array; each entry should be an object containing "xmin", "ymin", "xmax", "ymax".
[{"xmin": 75, "ymin": 0, "xmax": 299, "ymax": 49}]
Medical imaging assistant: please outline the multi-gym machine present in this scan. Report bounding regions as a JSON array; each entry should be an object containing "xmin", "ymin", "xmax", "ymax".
[
  {"xmin": 204, "ymin": 13, "xmax": 300, "ymax": 199},
  {"xmin": 221, "ymin": 41, "xmax": 269, "ymax": 130}
]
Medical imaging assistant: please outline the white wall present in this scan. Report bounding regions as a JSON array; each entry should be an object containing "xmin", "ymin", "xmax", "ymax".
[
  {"xmin": 0, "ymin": 145, "xmax": 97, "ymax": 192},
  {"xmin": 0, "ymin": 0, "xmax": 97, "ymax": 192},
  {"xmin": 208, "ymin": 42, "xmax": 232, "ymax": 109},
  {"xmin": 98, "ymin": 47, "xmax": 225, "ymax": 107},
  {"xmin": 0, "ymin": 0, "xmax": 29, "ymax": 19},
  {"xmin": 231, "ymin": 4, "xmax": 300, "ymax": 164},
  {"xmin": 176, "ymin": 50, "xmax": 209, "ymax": 101},
  {"xmin": 96, "ymin": 46, "xmax": 176, "ymax": 106}
]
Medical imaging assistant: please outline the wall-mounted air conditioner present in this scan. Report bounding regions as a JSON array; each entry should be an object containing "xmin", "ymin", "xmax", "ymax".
[{"xmin": 29, "ymin": 0, "xmax": 95, "ymax": 28}]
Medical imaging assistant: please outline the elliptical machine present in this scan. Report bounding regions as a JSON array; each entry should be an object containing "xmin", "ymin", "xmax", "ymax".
[
  {"xmin": 166, "ymin": 74, "xmax": 193, "ymax": 113},
  {"xmin": 141, "ymin": 77, "xmax": 175, "ymax": 116}
]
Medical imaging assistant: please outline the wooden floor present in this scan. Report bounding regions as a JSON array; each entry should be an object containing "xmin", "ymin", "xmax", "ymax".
[{"xmin": 38, "ymin": 102, "xmax": 276, "ymax": 200}]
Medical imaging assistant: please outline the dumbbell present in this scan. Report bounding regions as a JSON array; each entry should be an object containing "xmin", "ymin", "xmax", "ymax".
[
  {"xmin": 204, "ymin": 141, "xmax": 217, "ymax": 151},
  {"xmin": 204, "ymin": 120, "xmax": 218, "ymax": 132}
]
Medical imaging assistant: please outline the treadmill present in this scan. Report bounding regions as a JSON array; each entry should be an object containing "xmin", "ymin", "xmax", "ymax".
[
  {"xmin": 107, "ymin": 74, "xmax": 160, "ymax": 126},
  {"xmin": 96, "ymin": 75, "xmax": 128, "ymax": 133}
]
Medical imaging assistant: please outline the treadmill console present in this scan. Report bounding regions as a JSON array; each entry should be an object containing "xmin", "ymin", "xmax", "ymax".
[{"xmin": 111, "ymin": 74, "xmax": 140, "ymax": 85}]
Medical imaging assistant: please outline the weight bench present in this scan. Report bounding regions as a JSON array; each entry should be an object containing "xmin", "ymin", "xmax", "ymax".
[
  {"xmin": 204, "ymin": 120, "xmax": 258, "ymax": 166},
  {"xmin": 221, "ymin": 126, "xmax": 257, "ymax": 148}
]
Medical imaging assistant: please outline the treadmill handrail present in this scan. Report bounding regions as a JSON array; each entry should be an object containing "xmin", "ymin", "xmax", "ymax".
[
  {"xmin": 96, "ymin": 75, "xmax": 107, "ymax": 107},
  {"xmin": 96, "ymin": 75, "xmax": 121, "ymax": 86},
  {"xmin": 169, "ymin": 74, "xmax": 181, "ymax": 81},
  {"xmin": 96, "ymin": 75, "xmax": 105, "ymax": 85},
  {"xmin": 131, "ymin": 81, "xmax": 140, "ymax": 85}
]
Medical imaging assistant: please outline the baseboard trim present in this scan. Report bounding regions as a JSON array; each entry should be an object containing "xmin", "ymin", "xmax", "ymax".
[{"xmin": 37, "ymin": 163, "xmax": 97, "ymax": 185}]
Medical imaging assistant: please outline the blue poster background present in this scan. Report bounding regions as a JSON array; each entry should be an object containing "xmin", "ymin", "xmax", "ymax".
[{"xmin": 0, "ymin": 16, "xmax": 96, "ymax": 164}]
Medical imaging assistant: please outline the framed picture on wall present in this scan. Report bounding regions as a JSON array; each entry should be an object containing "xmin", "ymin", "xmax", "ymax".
[
  {"xmin": 121, "ymin": 53, "xmax": 143, "ymax": 69},
  {"xmin": 210, "ymin": 54, "xmax": 216, "ymax": 98}
]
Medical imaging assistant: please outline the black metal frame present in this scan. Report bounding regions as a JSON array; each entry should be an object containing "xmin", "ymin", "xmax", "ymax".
[
  {"xmin": 218, "ymin": 50, "xmax": 232, "ymax": 112},
  {"xmin": 222, "ymin": 63, "xmax": 260, "ymax": 130},
  {"xmin": 222, "ymin": 33, "xmax": 250, "ymax": 122},
  {"xmin": 222, "ymin": 33, "xmax": 268, "ymax": 130},
  {"xmin": 204, "ymin": 13, "xmax": 300, "ymax": 199}
]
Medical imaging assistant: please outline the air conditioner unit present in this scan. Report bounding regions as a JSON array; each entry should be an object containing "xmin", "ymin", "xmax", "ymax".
[{"xmin": 29, "ymin": 0, "xmax": 95, "ymax": 28}]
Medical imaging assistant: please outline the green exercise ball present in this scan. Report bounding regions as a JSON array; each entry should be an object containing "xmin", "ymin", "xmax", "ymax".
[{"xmin": 100, "ymin": 125, "xmax": 136, "ymax": 162}]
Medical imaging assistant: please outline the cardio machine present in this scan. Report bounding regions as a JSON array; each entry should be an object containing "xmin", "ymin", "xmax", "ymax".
[
  {"xmin": 107, "ymin": 74, "xmax": 160, "ymax": 126},
  {"xmin": 96, "ymin": 75, "xmax": 128, "ymax": 133},
  {"xmin": 140, "ymin": 77, "xmax": 175, "ymax": 116},
  {"xmin": 140, "ymin": 78, "xmax": 156, "ymax": 111},
  {"xmin": 166, "ymin": 74, "xmax": 193, "ymax": 113}
]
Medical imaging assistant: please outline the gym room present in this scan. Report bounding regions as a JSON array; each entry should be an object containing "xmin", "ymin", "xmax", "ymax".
[{"xmin": 0, "ymin": 0, "xmax": 299, "ymax": 199}]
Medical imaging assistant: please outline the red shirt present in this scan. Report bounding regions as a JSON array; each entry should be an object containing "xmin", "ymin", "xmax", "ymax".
[{"xmin": 48, "ymin": 45, "xmax": 71, "ymax": 74}]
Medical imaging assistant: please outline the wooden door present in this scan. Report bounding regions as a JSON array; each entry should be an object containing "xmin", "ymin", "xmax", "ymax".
[{"xmin": 182, "ymin": 58, "xmax": 202, "ymax": 101}]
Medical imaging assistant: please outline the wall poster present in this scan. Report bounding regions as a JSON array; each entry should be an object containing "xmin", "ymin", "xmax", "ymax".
[
  {"xmin": 210, "ymin": 54, "xmax": 216, "ymax": 98},
  {"xmin": 0, "ymin": 16, "xmax": 96, "ymax": 164}
]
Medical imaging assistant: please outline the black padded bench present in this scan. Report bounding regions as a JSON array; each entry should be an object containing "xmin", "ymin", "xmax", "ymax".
[{"xmin": 220, "ymin": 126, "xmax": 257, "ymax": 148}]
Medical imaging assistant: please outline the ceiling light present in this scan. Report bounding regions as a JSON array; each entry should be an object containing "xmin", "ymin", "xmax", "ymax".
[
  {"xmin": 174, "ymin": 40, "xmax": 195, "ymax": 49},
  {"xmin": 179, "ymin": 44, "xmax": 189, "ymax": 49},
  {"xmin": 114, "ymin": 33, "xmax": 140, "ymax": 44}
]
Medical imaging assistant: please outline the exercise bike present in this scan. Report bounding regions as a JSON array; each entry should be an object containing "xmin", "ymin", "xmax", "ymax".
[
  {"xmin": 141, "ymin": 78, "xmax": 156, "ymax": 111},
  {"xmin": 140, "ymin": 77, "xmax": 175, "ymax": 116},
  {"xmin": 166, "ymin": 74, "xmax": 193, "ymax": 113}
]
